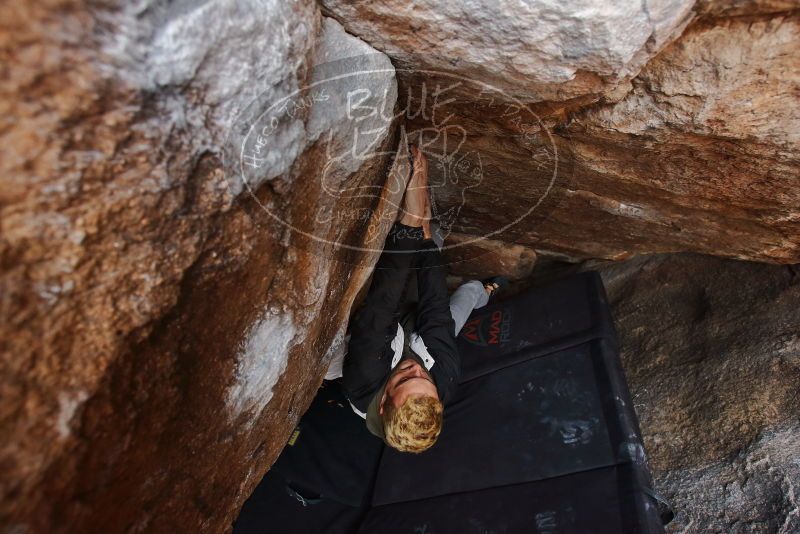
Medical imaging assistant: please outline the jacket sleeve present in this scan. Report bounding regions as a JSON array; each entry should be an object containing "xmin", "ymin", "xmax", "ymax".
[
  {"xmin": 342, "ymin": 223, "xmax": 426, "ymax": 411},
  {"xmin": 414, "ymin": 241, "xmax": 460, "ymax": 404}
]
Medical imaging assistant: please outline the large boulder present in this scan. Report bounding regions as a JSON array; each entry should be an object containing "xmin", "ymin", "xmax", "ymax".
[
  {"xmin": 442, "ymin": 232, "xmax": 537, "ymax": 283},
  {"xmin": 322, "ymin": 1, "xmax": 800, "ymax": 264},
  {"xmin": 596, "ymin": 254, "xmax": 800, "ymax": 532},
  {"xmin": 540, "ymin": 14, "xmax": 800, "ymax": 262},
  {"xmin": 320, "ymin": 0, "xmax": 695, "ymax": 103},
  {"xmin": 0, "ymin": 1, "xmax": 399, "ymax": 531}
]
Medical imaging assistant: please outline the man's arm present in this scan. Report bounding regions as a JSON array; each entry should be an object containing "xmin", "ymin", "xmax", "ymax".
[
  {"xmin": 342, "ymin": 223, "xmax": 426, "ymax": 411},
  {"xmin": 414, "ymin": 241, "xmax": 460, "ymax": 404}
]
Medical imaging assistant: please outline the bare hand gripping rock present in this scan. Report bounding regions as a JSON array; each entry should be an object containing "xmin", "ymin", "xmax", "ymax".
[{"xmin": 342, "ymin": 147, "xmax": 499, "ymax": 453}]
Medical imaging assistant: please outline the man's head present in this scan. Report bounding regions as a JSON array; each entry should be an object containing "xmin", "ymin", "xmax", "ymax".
[{"xmin": 379, "ymin": 359, "xmax": 443, "ymax": 453}]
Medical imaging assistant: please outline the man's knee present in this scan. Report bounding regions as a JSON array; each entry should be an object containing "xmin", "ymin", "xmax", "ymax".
[{"xmin": 462, "ymin": 280, "xmax": 485, "ymax": 293}]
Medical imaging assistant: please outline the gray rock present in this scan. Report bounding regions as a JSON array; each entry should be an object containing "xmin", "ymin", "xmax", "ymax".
[
  {"xmin": 594, "ymin": 254, "xmax": 800, "ymax": 532},
  {"xmin": 320, "ymin": 0, "xmax": 695, "ymax": 102}
]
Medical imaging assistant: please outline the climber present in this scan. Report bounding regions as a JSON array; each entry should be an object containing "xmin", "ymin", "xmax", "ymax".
[{"xmin": 337, "ymin": 145, "xmax": 506, "ymax": 453}]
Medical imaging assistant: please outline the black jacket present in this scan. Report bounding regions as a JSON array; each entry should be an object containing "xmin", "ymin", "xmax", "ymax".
[{"xmin": 342, "ymin": 223, "xmax": 460, "ymax": 413}]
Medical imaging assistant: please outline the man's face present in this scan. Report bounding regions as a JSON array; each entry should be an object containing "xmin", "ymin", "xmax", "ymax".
[{"xmin": 379, "ymin": 359, "xmax": 439, "ymax": 415}]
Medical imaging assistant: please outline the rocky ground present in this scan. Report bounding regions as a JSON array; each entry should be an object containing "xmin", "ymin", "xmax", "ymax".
[{"xmin": 594, "ymin": 255, "xmax": 800, "ymax": 533}]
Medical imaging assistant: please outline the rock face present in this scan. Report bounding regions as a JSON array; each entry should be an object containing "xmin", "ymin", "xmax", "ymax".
[
  {"xmin": 545, "ymin": 15, "xmax": 800, "ymax": 262},
  {"xmin": 323, "ymin": 0, "xmax": 800, "ymax": 263},
  {"xmin": 1, "ymin": 1, "xmax": 400, "ymax": 531},
  {"xmin": 442, "ymin": 232, "xmax": 537, "ymax": 283},
  {"xmin": 320, "ymin": 0, "xmax": 696, "ymax": 103},
  {"xmin": 595, "ymin": 254, "xmax": 800, "ymax": 533}
]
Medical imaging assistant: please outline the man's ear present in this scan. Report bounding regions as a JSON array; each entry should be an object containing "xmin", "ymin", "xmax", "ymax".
[{"xmin": 379, "ymin": 389, "xmax": 388, "ymax": 416}]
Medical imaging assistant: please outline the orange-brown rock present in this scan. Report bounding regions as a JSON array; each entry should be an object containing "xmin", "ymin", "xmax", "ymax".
[
  {"xmin": 323, "ymin": 1, "xmax": 799, "ymax": 263},
  {"xmin": 456, "ymin": 11, "xmax": 797, "ymax": 262},
  {"xmin": 441, "ymin": 232, "xmax": 537, "ymax": 282},
  {"xmin": 0, "ymin": 2, "xmax": 401, "ymax": 531},
  {"xmin": 539, "ymin": 14, "xmax": 800, "ymax": 262}
]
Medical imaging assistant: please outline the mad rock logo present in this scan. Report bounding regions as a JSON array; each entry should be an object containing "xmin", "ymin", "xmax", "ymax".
[{"xmin": 461, "ymin": 309, "xmax": 513, "ymax": 346}]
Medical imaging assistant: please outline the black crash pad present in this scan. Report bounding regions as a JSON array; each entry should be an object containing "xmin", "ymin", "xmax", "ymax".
[
  {"xmin": 372, "ymin": 272, "xmax": 651, "ymax": 507},
  {"xmin": 371, "ymin": 339, "xmax": 622, "ymax": 504},
  {"xmin": 233, "ymin": 381, "xmax": 382, "ymax": 534},
  {"xmin": 457, "ymin": 270, "xmax": 617, "ymax": 381},
  {"xmin": 360, "ymin": 464, "xmax": 661, "ymax": 534},
  {"xmin": 272, "ymin": 381, "xmax": 384, "ymax": 507},
  {"xmin": 235, "ymin": 272, "xmax": 665, "ymax": 534},
  {"xmin": 234, "ymin": 467, "xmax": 367, "ymax": 534}
]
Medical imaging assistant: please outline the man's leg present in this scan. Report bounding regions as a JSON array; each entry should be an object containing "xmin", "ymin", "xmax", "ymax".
[{"xmin": 449, "ymin": 280, "xmax": 490, "ymax": 336}]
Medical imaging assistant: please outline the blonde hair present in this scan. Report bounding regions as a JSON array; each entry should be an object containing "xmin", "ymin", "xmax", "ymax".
[{"xmin": 384, "ymin": 394, "xmax": 443, "ymax": 453}]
